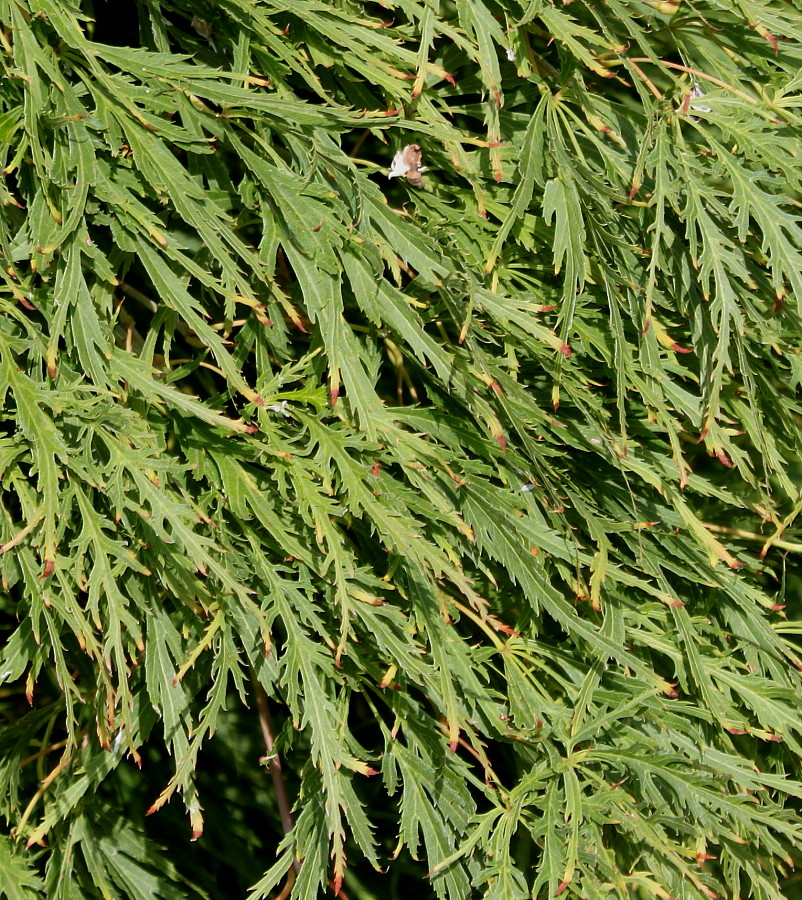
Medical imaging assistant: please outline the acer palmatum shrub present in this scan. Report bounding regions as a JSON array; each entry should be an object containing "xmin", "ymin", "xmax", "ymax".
[{"xmin": 2, "ymin": 1, "xmax": 802, "ymax": 898}]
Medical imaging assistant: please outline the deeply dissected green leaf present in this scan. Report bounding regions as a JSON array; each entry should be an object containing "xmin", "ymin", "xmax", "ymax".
[
  {"xmin": 0, "ymin": 836, "xmax": 42, "ymax": 900},
  {"xmin": 1, "ymin": 0, "xmax": 802, "ymax": 899}
]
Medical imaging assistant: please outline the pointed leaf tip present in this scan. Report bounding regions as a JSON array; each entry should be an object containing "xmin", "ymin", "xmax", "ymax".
[{"xmin": 716, "ymin": 451, "xmax": 733, "ymax": 468}]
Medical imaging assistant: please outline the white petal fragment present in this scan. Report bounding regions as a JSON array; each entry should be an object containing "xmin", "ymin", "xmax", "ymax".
[{"xmin": 388, "ymin": 150, "xmax": 410, "ymax": 179}]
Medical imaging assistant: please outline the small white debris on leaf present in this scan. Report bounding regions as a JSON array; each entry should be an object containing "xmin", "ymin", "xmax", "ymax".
[
  {"xmin": 266, "ymin": 401, "xmax": 291, "ymax": 417},
  {"xmin": 388, "ymin": 149, "xmax": 410, "ymax": 179},
  {"xmin": 388, "ymin": 144, "xmax": 426, "ymax": 188},
  {"xmin": 506, "ymin": 47, "xmax": 516, "ymax": 61},
  {"xmin": 689, "ymin": 82, "xmax": 712, "ymax": 113},
  {"xmin": 677, "ymin": 81, "xmax": 712, "ymax": 117}
]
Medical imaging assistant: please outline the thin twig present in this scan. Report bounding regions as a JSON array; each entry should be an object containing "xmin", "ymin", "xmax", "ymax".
[
  {"xmin": 20, "ymin": 738, "xmax": 69, "ymax": 768},
  {"xmin": 250, "ymin": 671, "xmax": 300, "ymax": 900},
  {"xmin": 0, "ymin": 511, "xmax": 44, "ymax": 555},
  {"xmin": 705, "ymin": 523, "xmax": 802, "ymax": 554},
  {"xmin": 630, "ymin": 58, "xmax": 757, "ymax": 103},
  {"xmin": 626, "ymin": 58, "xmax": 664, "ymax": 100},
  {"xmin": 251, "ymin": 672, "xmax": 296, "ymax": 839},
  {"xmin": 348, "ymin": 129, "xmax": 371, "ymax": 159},
  {"xmin": 626, "ymin": 58, "xmax": 783, "ymax": 118},
  {"xmin": 274, "ymin": 866, "xmax": 296, "ymax": 900}
]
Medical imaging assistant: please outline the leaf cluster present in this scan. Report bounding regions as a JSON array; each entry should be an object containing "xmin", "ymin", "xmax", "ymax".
[{"xmin": 1, "ymin": 0, "xmax": 802, "ymax": 898}]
